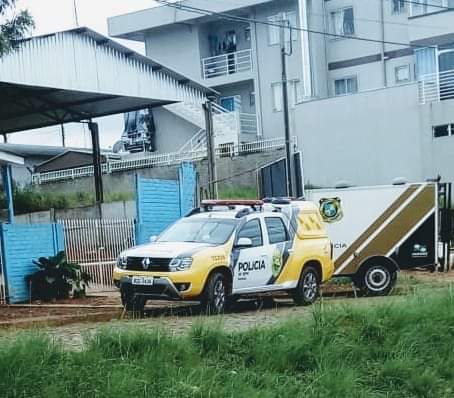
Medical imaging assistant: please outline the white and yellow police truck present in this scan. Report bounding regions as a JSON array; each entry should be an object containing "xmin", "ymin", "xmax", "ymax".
[
  {"xmin": 114, "ymin": 200, "xmax": 334, "ymax": 313},
  {"xmin": 301, "ymin": 181, "xmax": 452, "ymax": 296}
]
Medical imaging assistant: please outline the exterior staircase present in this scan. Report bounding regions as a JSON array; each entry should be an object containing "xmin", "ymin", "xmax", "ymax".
[{"xmin": 165, "ymin": 102, "xmax": 248, "ymax": 150}]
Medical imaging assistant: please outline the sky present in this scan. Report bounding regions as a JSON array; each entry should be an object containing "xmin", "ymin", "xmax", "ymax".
[{"xmin": 9, "ymin": 0, "xmax": 157, "ymax": 149}]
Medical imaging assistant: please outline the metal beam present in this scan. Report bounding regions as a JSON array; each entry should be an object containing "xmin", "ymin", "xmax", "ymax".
[
  {"xmin": 2, "ymin": 165, "xmax": 14, "ymax": 223},
  {"xmin": 89, "ymin": 122, "xmax": 104, "ymax": 203}
]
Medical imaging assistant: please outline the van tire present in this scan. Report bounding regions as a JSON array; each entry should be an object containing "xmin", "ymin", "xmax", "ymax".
[
  {"xmin": 121, "ymin": 287, "xmax": 146, "ymax": 312},
  {"xmin": 291, "ymin": 266, "xmax": 320, "ymax": 306},
  {"xmin": 201, "ymin": 272, "xmax": 228, "ymax": 314},
  {"xmin": 355, "ymin": 262, "xmax": 397, "ymax": 296}
]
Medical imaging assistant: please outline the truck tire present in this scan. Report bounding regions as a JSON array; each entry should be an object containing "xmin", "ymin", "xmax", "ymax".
[
  {"xmin": 291, "ymin": 266, "xmax": 320, "ymax": 306},
  {"xmin": 121, "ymin": 287, "xmax": 146, "ymax": 312},
  {"xmin": 201, "ymin": 272, "xmax": 228, "ymax": 314},
  {"xmin": 355, "ymin": 261, "xmax": 397, "ymax": 296}
]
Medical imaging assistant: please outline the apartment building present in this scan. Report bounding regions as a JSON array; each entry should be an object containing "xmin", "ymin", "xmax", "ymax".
[{"xmin": 109, "ymin": 0, "xmax": 454, "ymax": 187}]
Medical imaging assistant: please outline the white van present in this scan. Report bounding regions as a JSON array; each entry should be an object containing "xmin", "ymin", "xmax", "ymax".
[{"xmin": 303, "ymin": 182, "xmax": 448, "ymax": 295}]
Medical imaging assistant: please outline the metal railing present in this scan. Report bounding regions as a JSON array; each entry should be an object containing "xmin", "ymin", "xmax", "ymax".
[
  {"xmin": 59, "ymin": 218, "xmax": 136, "ymax": 292},
  {"xmin": 418, "ymin": 69, "xmax": 454, "ymax": 104},
  {"xmin": 178, "ymin": 128, "xmax": 207, "ymax": 153},
  {"xmin": 202, "ymin": 49, "xmax": 253, "ymax": 79},
  {"xmin": 410, "ymin": 1, "xmax": 449, "ymax": 16},
  {"xmin": 32, "ymin": 137, "xmax": 296, "ymax": 184}
]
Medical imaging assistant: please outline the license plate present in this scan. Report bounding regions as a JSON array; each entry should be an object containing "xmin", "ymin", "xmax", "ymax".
[{"xmin": 132, "ymin": 276, "xmax": 154, "ymax": 286}]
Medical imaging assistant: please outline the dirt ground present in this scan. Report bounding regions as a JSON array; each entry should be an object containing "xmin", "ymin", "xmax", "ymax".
[{"xmin": 1, "ymin": 269, "xmax": 453, "ymax": 350}]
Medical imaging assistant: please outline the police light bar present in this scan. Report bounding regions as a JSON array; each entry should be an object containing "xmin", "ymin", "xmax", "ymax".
[{"xmin": 201, "ymin": 200, "xmax": 263, "ymax": 207}]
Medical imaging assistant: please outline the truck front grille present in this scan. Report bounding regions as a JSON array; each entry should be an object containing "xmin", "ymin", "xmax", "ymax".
[{"xmin": 126, "ymin": 257, "xmax": 171, "ymax": 272}]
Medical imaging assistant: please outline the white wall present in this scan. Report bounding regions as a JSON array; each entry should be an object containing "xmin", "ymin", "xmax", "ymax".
[{"xmin": 294, "ymin": 83, "xmax": 424, "ymax": 187}]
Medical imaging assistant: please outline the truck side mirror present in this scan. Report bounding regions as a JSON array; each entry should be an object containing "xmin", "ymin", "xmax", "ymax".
[{"xmin": 236, "ymin": 237, "xmax": 253, "ymax": 248}]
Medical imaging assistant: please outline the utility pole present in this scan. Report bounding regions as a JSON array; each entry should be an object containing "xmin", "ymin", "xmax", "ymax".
[
  {"xmin": 280, "ymin": 13, "xmax": 293, "ymax": 197},
  {"xmin": 203, "ymin": 100, "xmax": 217, "ymax": 199},
  {"xmin": 73, "ymin": 0, "xmax": 80, "ymax": 27},
  {"xmin": 60, "ymin": 124, "xmax": 66, "ymax": 147}
]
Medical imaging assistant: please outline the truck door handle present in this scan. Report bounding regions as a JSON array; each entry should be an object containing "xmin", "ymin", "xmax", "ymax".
[{"xmin": 288, "ymin": 249, "xmax": 294, "ymax": 254}]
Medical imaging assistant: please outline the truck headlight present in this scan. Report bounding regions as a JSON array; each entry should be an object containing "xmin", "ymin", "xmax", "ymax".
[
  {"xmin": 117, "ymin": 255, "xmax": 127, "ymax": 269},
  {"xmin": 169, "ymin": 257, "xmax": 192, "ymax": 272}
]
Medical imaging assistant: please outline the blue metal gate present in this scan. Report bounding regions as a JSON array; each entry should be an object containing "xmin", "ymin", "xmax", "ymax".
[
  {"xmin": 1, "ymin": 223, "xmax": 64, "ymax": 303},
  {"xmin": 136, "ymin": 163, "xmax": 196, "ymax": 244}
]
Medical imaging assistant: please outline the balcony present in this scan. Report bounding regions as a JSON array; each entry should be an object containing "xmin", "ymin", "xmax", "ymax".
[
  {"xmin": 202, "ymin": 49, "xmax": 253, "ymax": 80},
  {"xmin": 418, "ymin": 69, "xmax": 454, "ymax": 104}
]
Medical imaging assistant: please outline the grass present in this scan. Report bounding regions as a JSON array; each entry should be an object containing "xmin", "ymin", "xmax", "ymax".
[
  {"xmin": 218, "ymin": 186, "xmax": 258, "ymax": 200},
  {"xmin": 2, "ymin": 288, "xmax": 454, "ymax": 397},
  {"xmin": 0, "ymin": 187, "xmax": 135, "ymax": 215}
]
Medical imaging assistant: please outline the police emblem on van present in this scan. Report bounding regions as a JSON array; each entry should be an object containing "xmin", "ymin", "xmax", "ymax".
[{"xmin": 319, "ymin": 198, "xmax": 343, "ymax": 223}]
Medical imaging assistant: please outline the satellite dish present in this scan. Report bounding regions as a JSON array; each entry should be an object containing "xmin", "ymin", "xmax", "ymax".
[{"xmin": 112, "ymin": 140, "xmax": 126, "ymax": 154}]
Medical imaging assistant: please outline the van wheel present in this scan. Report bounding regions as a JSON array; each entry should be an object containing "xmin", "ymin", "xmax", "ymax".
[
  {"xmin": 355, "ymin": 263, "xmax": 397, "ymax": 296},
  {"xmin": 292, "ymin": 266, "xmax": 320, "ymax": 306},
  {"xmin": 121, "ymin": 287, "xmax": 146, "ymax": 312},
  {"xmin": 201, "ymin": 272, "xmax": 229, "ymax": 314}
]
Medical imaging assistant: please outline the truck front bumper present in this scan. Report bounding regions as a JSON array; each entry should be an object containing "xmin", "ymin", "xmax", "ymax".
[{"xmin": 119, "ymin": 276, "xmax": 188, "ymax": 301}]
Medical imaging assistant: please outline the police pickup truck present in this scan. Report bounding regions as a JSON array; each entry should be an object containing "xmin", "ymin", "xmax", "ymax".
[{"xmin": 114, "ymin": 199, "xmax": 334, "ymax": 313}]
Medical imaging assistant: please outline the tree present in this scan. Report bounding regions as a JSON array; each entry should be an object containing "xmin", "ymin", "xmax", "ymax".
[{"xmin": 0, "ymin": 0, "xmax": 34, "ymax": 57}]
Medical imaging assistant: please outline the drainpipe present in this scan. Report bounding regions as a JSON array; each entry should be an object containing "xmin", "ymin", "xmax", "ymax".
[
  {"xmin": 252, "ymin": 14, "xmax": 264, "ymax": 138},
  {"xmin": 380, "ymin": 0, "xmax": 387, "ymax": 87},
  {"xmin": 322, "ymin": 0, "xmax": 330, "ymax": 96}
]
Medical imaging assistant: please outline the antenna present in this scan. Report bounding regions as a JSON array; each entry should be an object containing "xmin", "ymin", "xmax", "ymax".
[{"xmin": 73, "ymin": 0, "xmax": 80, "ymax": 27}]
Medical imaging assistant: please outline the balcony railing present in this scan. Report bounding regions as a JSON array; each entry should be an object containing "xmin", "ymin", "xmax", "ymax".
[
  {"xmin": 410, "ymin": 0, "xmax": 450, "ymax": 17},
  {"xmin": 202, "ymin": 49, "xmax": 253, "ymax": 79},
  {"xmin": 418, "ymin": 69, "xmax": 454, "ymax": 104},
  {"xmin": 31, "ymin": 137, "xmax": 295, "ymax": 185}
]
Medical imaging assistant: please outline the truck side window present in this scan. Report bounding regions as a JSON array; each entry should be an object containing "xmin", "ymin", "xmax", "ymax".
[
  {"xmin": 265, "ymin": 217, "xmax": 289, "ymax": 244},
  {"xmin": 237, "ymin": 219, "xmax": 263, "ymax": 247}
]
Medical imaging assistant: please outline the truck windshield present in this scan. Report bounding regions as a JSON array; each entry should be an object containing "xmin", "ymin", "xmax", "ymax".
[{"xmin": 158, "ymin": 218, "xmax": 238, "ymax": 245}]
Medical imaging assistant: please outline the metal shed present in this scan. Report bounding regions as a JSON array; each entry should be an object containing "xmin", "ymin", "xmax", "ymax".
[{"xmin": 0, "ymin": 27, "xmax": 214, "ymax": 211}]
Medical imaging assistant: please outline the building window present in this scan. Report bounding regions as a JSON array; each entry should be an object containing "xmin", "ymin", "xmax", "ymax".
[
  {"xmin": 271, "ymin": 79, "xmax": 304, "ymax": 111},
  {"xmin": 330, "ymin": 7, "xmax": 355, "ymax": 38},
  {"xmin": 395, "ymin": 65, "xmax": 411, "ymax": 84},
  {"xmin": 245, "ymin": 27, "xmax": 251, "ymax": 42},
  {"xmin": 250, "ymin": 91, "xmax": 255, "ymax": 107},
  {"xmin": 391, "ymin": 0, "xmax": 407, "ymax": 14},
  {"xmin": 415, "ymin": 47, "xmax": 437, "ymax": 79},
  {"xmin": 290, "ymin": 79, "xmax": 304, "ymax": 105},
  {"xmin": 268, "ymin": 11, "xmax": 297, "ymax": 45},
  {"xmin": 334, "ymin": 76, "xmax": 358, "ymax": 96},
  {"xmin": 271, "ymin": 82, "xmax": 283, "ymax": 112},
  {"xmin": 433, "ymin": 124, "xmax": 453, "ymax": 138}
]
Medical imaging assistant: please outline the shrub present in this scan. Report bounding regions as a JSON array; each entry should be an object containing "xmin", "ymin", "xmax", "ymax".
[{"xmin": 25, "ymin": 252, "xmax": 91, "ymax": 301}]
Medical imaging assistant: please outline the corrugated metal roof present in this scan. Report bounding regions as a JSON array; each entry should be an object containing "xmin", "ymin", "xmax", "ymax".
[{"xmin": 0, "ymin": 28, "xmax": 216, "ymax": 134}]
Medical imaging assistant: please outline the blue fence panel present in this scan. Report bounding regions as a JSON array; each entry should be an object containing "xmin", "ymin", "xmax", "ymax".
[
  {"xmin": 179, "ymin": 162, "xmax": 197, "ymax": 216},
  {"xmin": 136, "ymin": 163, "xmax": 197, "ymax": 245},
  {"xmin": 136, "ymin": 177, "xmax": 181, "ymax": 244},
  {"xmin": 1, "ymin": 223, "xmax": 64, "ymax": 303}
]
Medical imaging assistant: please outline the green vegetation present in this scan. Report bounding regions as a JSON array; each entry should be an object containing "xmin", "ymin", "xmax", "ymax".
[
  {"xmin": 26, "ymin": 252, "xmax": 91, "ymax": 301},
  {"xmin": 2, "ymin": 289, "xmax": 454, "ymax": 397},
  {"xmin": 218, "ymin": 186, "xmax": 258, "ymax": 200},
  {"xmin": 0, "ymin": 0, "xmax": 34, "ymax": 57},
  {"xmin": 0, "ymin": 187, "xmax": 135, "ymax": 214}
]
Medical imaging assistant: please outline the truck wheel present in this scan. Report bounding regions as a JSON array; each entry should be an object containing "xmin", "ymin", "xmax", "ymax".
[
  {"xmin": 201, "ymin": 272, "xmax": 228, "ymax": 314},
  {"xmin": 355, "ymin": 263, "xmax": 397, "ymax": 296},
  {"xmin": 292, "ymin": 266, "xmax": 320, "ymax": 306},
  {"xmin": 121, "ymin": 287, "xmax": 146, "ymax": 312}
]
